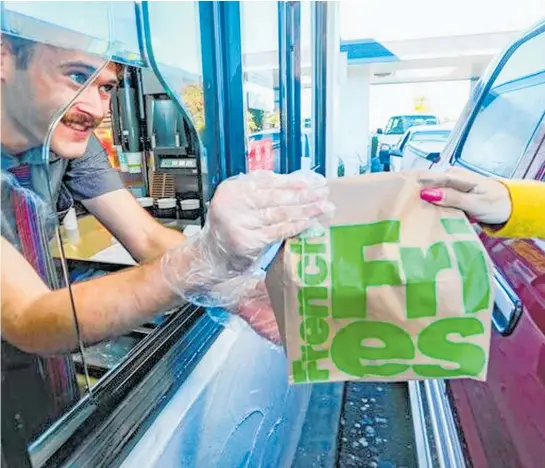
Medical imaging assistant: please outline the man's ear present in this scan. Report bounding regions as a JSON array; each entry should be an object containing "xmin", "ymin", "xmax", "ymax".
[{"xmin": 1, "ymin": 41, "xmax": 15, "ymax": 82}]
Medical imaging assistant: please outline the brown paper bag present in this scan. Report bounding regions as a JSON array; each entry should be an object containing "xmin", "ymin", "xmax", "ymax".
[{"xmin": 265, "ymin": 172, "xmax": 494, "ymax": 384}]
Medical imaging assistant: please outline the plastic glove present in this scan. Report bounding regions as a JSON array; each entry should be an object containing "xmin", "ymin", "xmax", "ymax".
[
  {"xmin": 161, "ymin": 170, "xmax": 335, "ymax": 307},
  {"xmin": 204, "ymin": 170, "xmax": 333, "ymax": 271},
  {"xmin": 417, "ymin": 166, "xmax": 512, "ymax": 225}
]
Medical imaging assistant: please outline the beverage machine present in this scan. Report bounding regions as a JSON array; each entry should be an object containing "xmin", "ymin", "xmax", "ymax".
[{"xmin": 111, "ymin": 67, "xmax": 206, "ymax": 228}]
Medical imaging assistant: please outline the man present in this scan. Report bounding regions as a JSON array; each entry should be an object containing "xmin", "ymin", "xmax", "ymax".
[
  {"xmin": 0, "ymin": 37, "xmax": 332, "ymax": 360},
  {"xmin": 1, "ymin": 34, "xmax": 332, "ymax": 444}
]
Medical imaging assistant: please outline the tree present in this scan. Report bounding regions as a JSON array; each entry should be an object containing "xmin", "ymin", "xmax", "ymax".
[
  {"xmin": 250, "ymin": 109, "xmax": 265, "ymax": 131},
  {"xmin": 247, "ymin": 111, "xmax": 258, "ymax": 133},
  {"xmin": 181, "ymin": 83, "xmax": 205, "ymax": 132},
  {"xmin": 266, "ymin": 110, "xmax": 280, "ymax": 129},
  {"xmin": 181, "ymin": 83, "xmax": 266, "ymax": 135}
]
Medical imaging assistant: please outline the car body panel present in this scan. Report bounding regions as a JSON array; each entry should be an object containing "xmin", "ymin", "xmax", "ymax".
[
  {"xmin": 435, "ymin": 20, "xmax": 545, "ymax": 467},
  {"xmin": 377, "ymin": 114, "xmax": 440, "ymax": 149},
  {"xmin": 388, "ymin": 124, "xmax": 452, "ymax": 172}
]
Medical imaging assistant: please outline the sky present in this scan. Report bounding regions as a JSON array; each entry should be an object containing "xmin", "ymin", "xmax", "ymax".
[
  {"xmin": 368, "ymin": 81, "xmax": 472, "ymax": 130},
  {"xmin": 8, "ymin": 1, "xmax": 543, "ymax": 72},
  {"xmin": 339, "ymin": 0, "xmax": 545, "ymax": 42},
  {"xmin": 340, "ymin": 0, "xmax": 544, "ymax": 127},
  {"xmin": 241, "ymin": 0, "xmax": 544, "ymax": 126},
  {"xmin": 241, "ymin": 0, "xmax": 544, "ymax": 54},
  {"xmin": 7, "ymin": 0, "xmax": 544, "ymax": 128}
]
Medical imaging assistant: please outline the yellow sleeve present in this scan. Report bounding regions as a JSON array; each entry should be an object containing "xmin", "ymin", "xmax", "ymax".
[{"xmin": 484, "ymin": 180, "xmax": 545, "ymax": 239}]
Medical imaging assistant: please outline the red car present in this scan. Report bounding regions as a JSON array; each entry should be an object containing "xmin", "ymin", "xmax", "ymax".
[{"xmin": 419, "ymin": 19, "xmax": 545, "ymax": 468}]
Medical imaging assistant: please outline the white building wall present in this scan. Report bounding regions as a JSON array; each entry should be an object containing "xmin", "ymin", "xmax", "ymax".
[{"xmin": 336, "ymin": 64, "xmax": 371, "ymax": 175}]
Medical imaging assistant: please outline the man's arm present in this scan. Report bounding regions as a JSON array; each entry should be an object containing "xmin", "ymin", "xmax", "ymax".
[
  {"xmin": 3, "ymin": 169, "xmax": 332, "ymax": 355},
  {"xmin": 1, "ymin": 236, "xmax": 184, "ymax": 356},
  {"xmin": 83, "ymin": 189, "xmax": 185, "ymax": 262},
  {"xmin": 65, "ymin": 136, "xmax": 185, "ymax": 262}
]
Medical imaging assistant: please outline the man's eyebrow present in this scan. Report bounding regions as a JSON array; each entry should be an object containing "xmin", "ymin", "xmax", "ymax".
[
  {"xmin": 59, "ymin": 62, "xmax": 98, "ymax": 75},
  {"xmin": 105, "ymin": 76, "xmax": 119, "ymax": 86}
]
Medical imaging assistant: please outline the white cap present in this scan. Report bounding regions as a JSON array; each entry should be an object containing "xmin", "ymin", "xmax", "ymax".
[
  {"xmin": 157, "ymin": 198, "xmax": 177, "ymax": 209},
  {"xmin": 63, "ymin": 206, "xmax": 78, "ymax": 231},
  {"xmin": 63, "ymin": 207, "xmax": 80, "ymax": 245},
  {"xmin": 137, "ymin": 197, "xmax": 154, "ymax": 208},
  {"xmin": 180, "ymin": 199, "xmax": 200, "ymax": 210}
]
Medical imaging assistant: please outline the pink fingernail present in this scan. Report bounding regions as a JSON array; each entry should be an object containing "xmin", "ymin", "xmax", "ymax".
[{"xmin": 420, "ymin": 189, "xmax": 444, "ymax": 203}]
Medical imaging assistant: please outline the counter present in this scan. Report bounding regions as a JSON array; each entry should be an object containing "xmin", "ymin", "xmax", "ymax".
[{"xmin": 50, "ymin": 215, "xmax": 200, "ymax": 265}]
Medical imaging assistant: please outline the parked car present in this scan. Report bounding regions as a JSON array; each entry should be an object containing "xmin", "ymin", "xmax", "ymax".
[
  {"xmin": 375, "ymin": 113, "xmax": 440, "ymax": 156},
  {"xmin": 379, "ymin": 124, "xmax": 452, "ymax": 172},
  {"xmin": 248, "ymin": 129, "xmax": 367, "ymax": 175},
  {"xmin": 426, "ymin": 19, "xmax": 545, "ymax": 468}
]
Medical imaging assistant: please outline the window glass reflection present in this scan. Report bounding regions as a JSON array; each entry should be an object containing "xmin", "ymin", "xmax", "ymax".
[
  {"xmin": 459, "ymin": 31, "xmax": 545, "ymax": 177},
  {"xmin": 1, "ymin": 1, "xmax": 113, "ymax": 449},
  {"xmin": 301, "ymin": 1, "xmax": 313, "ymax": 170},
  {"xmin": 110, "ymin": 1, "xmax": 143, "ymax": 66},
  {"xmin": 144, "ymin": 1, "xmax": 205, "ymax": 134},
  {"xmin": 3, "ymin": 1, "xmax": 111, "ymax": 54},
  {"xmin": 241, "ymin": 1, "xmax": 281, "ymax": 172},
  {"xmin": 1, "ymin": 40, "xmax": 114, "ymax": 452}
]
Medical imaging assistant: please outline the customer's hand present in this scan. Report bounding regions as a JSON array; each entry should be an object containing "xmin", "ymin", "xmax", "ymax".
[
  {"xmin": 417, "ymin": 167, "xmax": 512, "ymax": 225},
  {"xmin": 205, "ymin": 276, "xmax": 281, "ymax": 344},
  {"xmin": 235, "ymin": 277, "xmax": 281, "ymax": 344}
]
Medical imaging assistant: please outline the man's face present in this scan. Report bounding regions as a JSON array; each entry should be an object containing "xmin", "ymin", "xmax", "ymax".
[{"xmin": 1, "ymin": 42, "xmax": 118, "ymax": 158}]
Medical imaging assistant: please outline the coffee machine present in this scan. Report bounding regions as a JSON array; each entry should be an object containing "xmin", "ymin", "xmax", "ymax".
[{"xmin": 142, "ymin": 69, "xmax": 206, "ymax": 226}]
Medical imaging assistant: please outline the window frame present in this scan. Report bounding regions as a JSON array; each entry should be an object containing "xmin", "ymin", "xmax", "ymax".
[
  {"xmin": 2, "ymin": 1, "xmax": 247, "ymax": 466},
  {"xmin": 409, "ymin": 130, "xmax": 451, "ymax": 145},
  {"xmin": 451, "ymin": 21, "xmax": 545, "ymax": 180},
  {"xmin": 525, "ymin": 123, "xmax": 545, "ymax": 181},
  {"xmin": 28, "ymin": 305, "xmax": 217, "ymax": 467},
  {"xmin": 398, "ymin": 131, "xmax": 412, "ymax": 151}
]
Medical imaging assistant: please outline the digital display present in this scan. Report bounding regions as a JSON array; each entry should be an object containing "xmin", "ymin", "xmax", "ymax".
[{"xmin": 160, "ymin": 158, "xmax": 197, "ymax": 169}]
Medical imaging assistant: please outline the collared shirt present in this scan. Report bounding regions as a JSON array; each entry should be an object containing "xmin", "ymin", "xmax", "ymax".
[
  {"xmin": 1, "ymin": 134, "xmax": 124, "ymax": 248},
  {"xmin": 1, "ymin": 137, "xmax": 126, "ymax": 444}
]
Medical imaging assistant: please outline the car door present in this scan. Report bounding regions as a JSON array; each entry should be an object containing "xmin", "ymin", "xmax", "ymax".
[
  {"xmin": 392, "ymin": 130, "xmax": 411, "ymax": 172},
  {"xmin": 445, "ymin": 22, "xmax": 545, "ymax": 468}
]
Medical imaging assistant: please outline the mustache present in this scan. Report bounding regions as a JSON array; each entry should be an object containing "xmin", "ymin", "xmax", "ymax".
[{"xmin": 61, "ymin": 112, "xmax": 101, "ymax": 129}]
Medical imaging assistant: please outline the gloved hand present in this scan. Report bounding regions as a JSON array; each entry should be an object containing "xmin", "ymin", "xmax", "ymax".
[
  {"xmin": 203, "ymin": 170, "xmax": 333, "ymax": 272},
  {"xmin": 161, "ymin": 170, "xmax": 335, "ymax": 307},
  {"xmin": 417, "ymin": 167, "xmax": 512, "ymax": 225}
]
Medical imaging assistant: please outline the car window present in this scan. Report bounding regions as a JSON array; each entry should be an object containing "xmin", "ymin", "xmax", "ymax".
[
  {"xmin": 398, "ymin": 132, "xmax": 411, "ymax": 151},
  {"xmin": 457, "ymin": 29, "xmax": 545, "ymax": 177},
  {"xmin": 404, "ymin": 116, "xmax": 438, "ymax": 129},
  {"xmin": 384, "ymin": 117, "xmax": 404, "ymax": 135},
  {"xmin": 302, "ymin": 133, "xmax": 311, "ymax": 159},
  {"xmin": 410, "ymin": 130, "xmax": 451, "ymax": 143}
]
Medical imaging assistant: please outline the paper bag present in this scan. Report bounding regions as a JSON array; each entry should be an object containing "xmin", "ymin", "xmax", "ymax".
[{"xmin": 265, "ymin": 172, "xmax": 494, "ymax": 384}]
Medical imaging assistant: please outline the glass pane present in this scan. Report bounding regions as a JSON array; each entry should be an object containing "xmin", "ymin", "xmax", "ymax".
[
  {"xmin": 110, "ymin": 1, "xmax": 144, "ymax": 66},
  {"xmin": 241, "ymin": 1, "xmax": 281, "ymax": 173},
  {"xmin": 409, "ymin": 130, "xmax": 451, "ymax": 143},
  {"xmin": 459, "ymin": 30, "xmax": 545, "ymax": 176},
  {"xmin": 142, "ymin": 1, "xmax": 208, "ymax": 210},
  {"xmin": 1, "ymin": 0, "xmax": 113, "ymax": 448},
  {"xmin": 144, "ymin": 1, "xmax": 204, "ymax": 131},
  {"xmin": 301, "ymin": 1, "xmax": 313, "ymax": 171}
]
